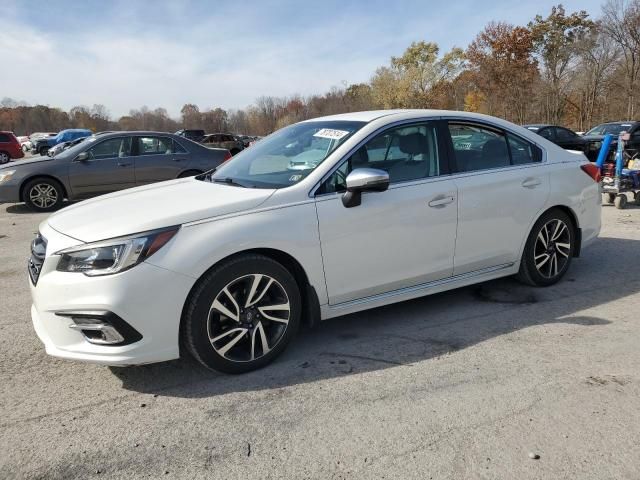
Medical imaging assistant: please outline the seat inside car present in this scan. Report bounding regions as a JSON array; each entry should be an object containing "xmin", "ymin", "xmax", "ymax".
[
  {"xmin": 388, "ymin": 132, "xmax": 431, "ymax": 182},
  {"xmin": 478, "ymin": 138, "xmax": 509, "ymax": 170}
]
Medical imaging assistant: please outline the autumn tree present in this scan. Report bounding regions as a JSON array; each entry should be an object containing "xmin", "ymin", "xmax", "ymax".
[
  {"xmin": 467, "ymin": 22, "xmax": 538, "ymax": 123},
  {"xmin": 180, "ymin": 103, "xmax": 201, "ymax": 128},
  {"xmin": 528, "ymin": 5, "xmax": 595, "ymax": 123}
]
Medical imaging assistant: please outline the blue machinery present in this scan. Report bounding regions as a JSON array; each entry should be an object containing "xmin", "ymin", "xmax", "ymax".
[{"xmin": 596, "ymin": 132, "xmax": 640, "ymax": 209}]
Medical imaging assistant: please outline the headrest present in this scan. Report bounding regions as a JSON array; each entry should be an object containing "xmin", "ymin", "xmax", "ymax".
[{"xmin": 399, "ymin": 133, "xmax": 427, "ymax": 155}]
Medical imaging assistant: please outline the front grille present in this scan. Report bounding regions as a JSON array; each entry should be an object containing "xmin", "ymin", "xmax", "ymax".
[{"xmin": 28, "ymin": 233, "xmax": 47, "ymax": 285}]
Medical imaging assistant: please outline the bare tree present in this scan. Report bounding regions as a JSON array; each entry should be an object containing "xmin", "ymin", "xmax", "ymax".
[{"xmin": 601, "ymin": 0, "xmax": 640, "ymax": 118}]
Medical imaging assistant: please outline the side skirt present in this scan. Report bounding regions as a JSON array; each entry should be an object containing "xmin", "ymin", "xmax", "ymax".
[{"xmin": 320, "ymin": 263, "xmax": 517, "ymax": 320}]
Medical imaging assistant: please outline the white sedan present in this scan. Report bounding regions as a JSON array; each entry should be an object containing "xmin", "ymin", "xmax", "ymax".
[{"xmin": 29, "ymin": 110, "xmax": 601, "ymax": 373}]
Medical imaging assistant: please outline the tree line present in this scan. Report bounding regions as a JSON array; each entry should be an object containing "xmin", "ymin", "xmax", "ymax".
[{"xmin": 1, "ymin": 1, "xmax": 639, "ymax": 137}]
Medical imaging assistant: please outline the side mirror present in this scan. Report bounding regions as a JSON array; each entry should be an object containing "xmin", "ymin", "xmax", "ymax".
[
  {"xmin": 76, "ymin": 151, "xmax": 90, "ymax": 162},
  {"xmin": 342, "ymin": 168, "xmax": 389, "ymax": 208}
]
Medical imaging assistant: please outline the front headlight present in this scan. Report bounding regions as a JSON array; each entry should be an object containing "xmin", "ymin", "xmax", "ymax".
[
  {"xmin": 56, "ymin": 226, "xmax": 179, "ymax": 276},
  {"xmin": 0, "ymin": 170, "xmax": 16, "ymax": 183}
]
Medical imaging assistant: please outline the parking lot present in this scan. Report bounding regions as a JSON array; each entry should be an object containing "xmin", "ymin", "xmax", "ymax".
[{"xmin": 0, "ymin": 201, "xmax": 639, "ymax": 479}]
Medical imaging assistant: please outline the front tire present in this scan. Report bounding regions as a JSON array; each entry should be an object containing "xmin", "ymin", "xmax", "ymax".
[
  {"xmin": 39, "ymin": 146, "xmax": 49, "ymax": 156},
  {"xmin": 23, "ymin": 178, "xmax": 64, "ymax": 212},
  {"xmin": 517, "ymin": 209, "xmax": 575, "ymax": 287},
  {"xmin": 0, "ymin": 152, "xmax": 9, "ymax": 164},
  {"xmin": 183, "ymin": 254, "xmax": 302, "ymax": 374}
]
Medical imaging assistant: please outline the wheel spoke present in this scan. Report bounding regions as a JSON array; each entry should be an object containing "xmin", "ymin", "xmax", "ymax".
[
  {"xmin": 258, "ymin": 302, "xmax": 290, "ymax": 323},
  {"xmin": 556, "ymin": 242, "xmax": 570, "ymax": 258},
  {"xmin": 551, "ymin": 221, "xmax": 567, "ymax": 241},
  {"xmin": 537, "ymin": 230, "xmax": 548, "ymax": 249},
  {"xmin": 251, "ymin": 321, "xmax": 270, "ymax": 359},
  {"xmin": 551, "ymin": 254, "xmax": 558, "ymax": 276},
  {"xmin": 211, "ymin": 287, "xmax": 240, "ymax": 322},
  {"xmin": 212, "ymin": 327, "xmax": 247, "ymax": 357},
  {"xmin": 245, "ymin": 274, "xmax": 274, "ymax": 308},
  {"xmin": 536, "ymin": 253, "xmax": 550, "ymax": 269}
]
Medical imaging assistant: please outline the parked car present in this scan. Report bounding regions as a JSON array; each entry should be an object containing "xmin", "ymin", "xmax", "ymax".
[
  {"xmin": 32, "ymin": 129, "xmax": 92, "ymax": 156},
  {"xmin": 201, "ymin": 133, "xmax": 245, "ymax": 155},
  {"xmin": 175, "ymin": 129, "xmax": 206, "ymax": 142},
  {"xmin": 25, "ymin": 110, "xmax": 601, "ymax": 373},
  {"xmin": 524, "ymin": 125, "xmax": 588, "ymax": 153},
  {"xmin": 16, "ymin": 135, "xmax": 32, "ymax": 152},
  {"xmin": 47, "ymin": 136, "xmax": 89, "ymax": 157},
  {"xmin": 0, "ymin": 131, "xmax": 231, "ymax": 211},
  {"xmin": 0, "ymin": 131, "xmax": 25, "ymax": 163},
  {"xmin": 581, "ymin": 121, "xmax": 640, "ymax": 161}
]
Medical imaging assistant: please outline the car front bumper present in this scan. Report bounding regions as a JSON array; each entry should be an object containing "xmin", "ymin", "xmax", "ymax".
[
  {"xmin": 0, "ymin": 183, "xmax": 21, "ymax": 203},
  {"xmin": 30, "ymin": 224, "xmax": 196, "ymax": 366}
]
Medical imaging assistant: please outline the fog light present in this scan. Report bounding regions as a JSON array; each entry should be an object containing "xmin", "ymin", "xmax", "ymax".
[
  {"xmin": 55, "ymin": 310, "xmax": 142, "ymax": 346},
  {"xmin": 68, "ymin": 319, "xmax": 125, "ymax": 345}
]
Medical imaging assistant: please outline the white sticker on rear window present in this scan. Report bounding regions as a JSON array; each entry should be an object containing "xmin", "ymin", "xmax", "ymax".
[{"xmin": 313, "ymin": 128, "xmax": 349, "ymax": 140}]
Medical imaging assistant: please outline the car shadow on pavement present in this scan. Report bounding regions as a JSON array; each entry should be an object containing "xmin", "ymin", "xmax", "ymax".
[{"xmin": 112, "ymin": 236, "xmax": 639, "ymax": 398}]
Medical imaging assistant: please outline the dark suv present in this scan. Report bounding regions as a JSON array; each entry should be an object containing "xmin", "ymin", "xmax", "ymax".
[
  {"xmin": 175, "ymin": 129, "xmax": 206, "ymax": 142},
  {"xmin": 200, "ymin": 133, "xmax": 245, "ymax": 155}
]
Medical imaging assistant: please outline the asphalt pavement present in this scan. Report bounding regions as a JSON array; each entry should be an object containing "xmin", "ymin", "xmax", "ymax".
[{"xmin": 1, "ymin": 199, "xmax": 639, "ymax": 479}]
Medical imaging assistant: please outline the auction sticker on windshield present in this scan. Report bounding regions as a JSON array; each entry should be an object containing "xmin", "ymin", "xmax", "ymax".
[{"xmin": 313, "ymin": 128, "xmax": 350, "ymax": 140}]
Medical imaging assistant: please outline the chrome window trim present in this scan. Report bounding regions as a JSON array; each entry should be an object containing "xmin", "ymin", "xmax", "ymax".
[{"xmin": 309, "ymin": 116, "xmax": 445, "ymax": 198}]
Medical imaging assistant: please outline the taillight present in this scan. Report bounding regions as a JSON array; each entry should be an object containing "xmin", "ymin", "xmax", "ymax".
[
  {"xmin": 223, "ymin": 151, "xmax": 232, "ymax": 161},
  {"xmin": 580, "ymin": 163, "xmax": 601, "ymax": 183}
]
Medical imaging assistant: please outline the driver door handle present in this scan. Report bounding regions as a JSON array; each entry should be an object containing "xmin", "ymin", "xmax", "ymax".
[{"xmin": 428, "ymin": 195, "xmax": 455, "ymax": 208}]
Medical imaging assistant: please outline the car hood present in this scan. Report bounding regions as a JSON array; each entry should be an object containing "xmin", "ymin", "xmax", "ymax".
[
  {"xmin": 0, "ymin": 156, "xmax": 55, "ymax": 169},
  {"xmin": 46, "ymin": 178, "xmax": 276, "ymax": 243}
]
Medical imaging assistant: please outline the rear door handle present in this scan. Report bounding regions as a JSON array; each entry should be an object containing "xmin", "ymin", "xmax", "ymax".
[
  {"xmin": 173, "ymin": 157, "xmax": 187, "ymax": 162},
  {"xmin": 117, "ymin": 162, "xmax": 131, "ymax": 167},
  {"xmin": 521, "ymin": 178, "xmax": 542, "ymax": 188},
  {"xmin": 428, "ymin": 195, "xmax": 455, "ymax": 208}
]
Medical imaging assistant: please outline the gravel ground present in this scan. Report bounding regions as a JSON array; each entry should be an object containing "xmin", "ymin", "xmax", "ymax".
[{"xmin": 1, "ymin": 199, "xmax": 639, "ymax": 479}]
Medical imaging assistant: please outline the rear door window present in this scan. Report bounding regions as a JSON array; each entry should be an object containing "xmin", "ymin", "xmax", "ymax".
[
  {"xmin": 448, "ymin": 123, "xmax": 510, "ymax": 172},
  {"xmin": 137, "ymin": 137, "xmax": 174, "ymax": 155}
]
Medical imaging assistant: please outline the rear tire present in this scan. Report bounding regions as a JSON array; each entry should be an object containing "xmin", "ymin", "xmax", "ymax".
[
  {"xmin": 517, "ymin": 209, "xmax": 574, "ymax": 287},
  {"xmin": 39, "ymin": 146, "xmax": 49, "ymax": 156},
  {"xmin": 614, "ymin": 194, "xmax": 627, "ymax": 209},
  {"xmin": 604, "ymin": 193, "xmax": 616, "ymax": 204},
  {"xmin": 635, "ymin": 191, "xmax": 640, "ymax": 206},
  {"xmin": 23, "ymin": 178, "xmax": 64, "ymax": 212},
  {"xmin": 0, "ymin": 152, "xmax": 9, "ymax": 164},
  {"xmin": 183, "ymin": 254, "xmax": 302, "ymax": 374}
]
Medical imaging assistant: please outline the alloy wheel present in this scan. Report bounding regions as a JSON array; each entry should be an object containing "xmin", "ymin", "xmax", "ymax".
[
  {"xmin": 29, "ymin": 183, "xmax": 58, "ymax": 209},
  {"xmin": 533, "ymin": 219, "xmax": 571, "ymax": 279},
  {"xmin": 207, "ymin": 274, "xmax": 290, "ymax": 362},
  {"xmin": 0, "ymin": 153, "xmax": 9, "ymax": 164}
]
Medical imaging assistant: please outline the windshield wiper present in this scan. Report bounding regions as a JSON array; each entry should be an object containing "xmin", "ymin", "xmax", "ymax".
[{"xmin": 211, "ymin": 177, "xmax": 247, "ymax": 188}]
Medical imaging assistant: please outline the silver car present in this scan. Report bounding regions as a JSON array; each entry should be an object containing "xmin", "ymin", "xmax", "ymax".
[{"xmin": 0, "ymin": 131, "xmax": 231, "ymax": 211}]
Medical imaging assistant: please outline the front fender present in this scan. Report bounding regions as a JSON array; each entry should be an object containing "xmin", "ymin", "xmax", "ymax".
[{"xmin": 145, "ymin": 201, "xmax": 328, "ymax": 305}]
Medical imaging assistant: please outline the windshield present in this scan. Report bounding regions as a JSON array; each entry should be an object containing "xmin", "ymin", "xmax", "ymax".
[
  {"xmin": 209, "ymin": 120, "xmax": 366, "ymax": 188},
  {"xmin": 586, "ymin": 124, "xmax": 632, "ymax": 136}
]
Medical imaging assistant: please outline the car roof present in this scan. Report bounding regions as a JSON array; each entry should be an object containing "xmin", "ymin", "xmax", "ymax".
[
  {"xmin": 303, "ymin": 109, "xmax": 541, "ymax": 127},
  {"xmin": 524, "ymin": 124, "xmax": 553, "ymax": 128}
]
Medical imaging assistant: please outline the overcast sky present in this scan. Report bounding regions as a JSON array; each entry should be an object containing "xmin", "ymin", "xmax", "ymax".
[{"xmin": 2, "ymin": 0, "xmax": 605, "ymax": 118}]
